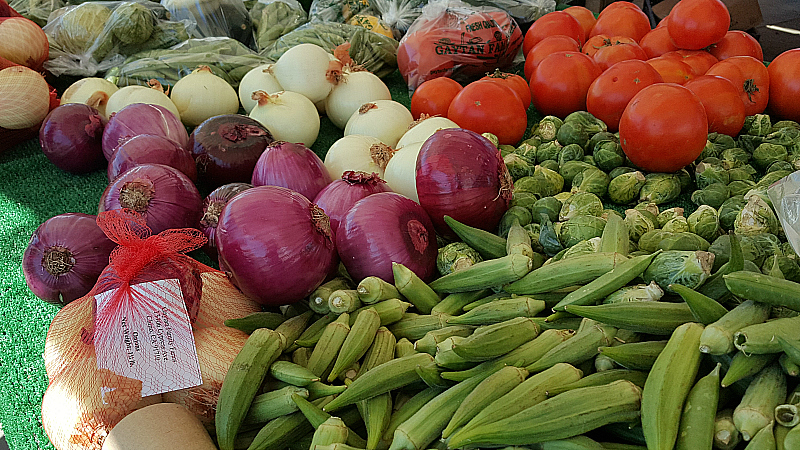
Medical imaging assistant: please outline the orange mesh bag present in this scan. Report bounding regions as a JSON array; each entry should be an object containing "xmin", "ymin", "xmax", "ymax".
[{"xmin": 42, "ymin": 209, "xmax": 260, "ymax": 449}]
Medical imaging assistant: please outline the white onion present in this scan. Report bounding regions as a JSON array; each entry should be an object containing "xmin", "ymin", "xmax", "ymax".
[
  {"xmin": 0, "ymin": 65, "xmax": 50, "ymax": 129},
  {"xmin": 106, "ymin": 84, "xmax": 181, "ymax": 120},
  {"xmin": 384, "ymin": 141, "xmax": 423, "ymax": 203},
  {"xmin": 272, "ymin": 43, "xmax": 334, "ymax": 103},
  {"xmin": 344, "ymin": 100, "xmax": 414, "ymax": 148},
  {"xmin": 61, "ymin": 77, "xmax": 119, "ymax": 118},
  {"xmin": 249, "ymin": 90, "xmax": 321, "ymax": 147},
  {"xmin": 238, "ymin": 63, "xmax": 283, "ymax": 114},
  {"xmin": 171, "ymin": 66, "xmax": 240, "ymax": 127},
  {"xmin": 396, "ymin": 116, "xmax": 460, "ymax": 149},
  {"xmin": 324, "ymin": 70, "xmax": 391, "ymax": 129},
  {"xmin": 324, "ymin": 134, "xmax": 391, "ymax": 180}
]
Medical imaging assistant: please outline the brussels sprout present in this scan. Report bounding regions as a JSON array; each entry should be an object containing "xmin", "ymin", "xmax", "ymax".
[
  {"xmin": 498, "ymin": 205, "xmax": 533, "ymax": 238},
  {"xmin": 559, "ymin": 215, "xmax": 607, "ymax": 248},
  {"xmin": 727, "ymin": 165, "xmax": 757, "ymax": 183},
  {"xmin": 662, "ymin": 216, "xmax": 690, "ymax": 233},
  {"xmin": 687, "ymin": 205, "xmax": 721, "ymax": 242},
  {"xmin": 696, "ymin": 140, "xmax": 720, "ymax": 162},
  {"xmin": 540, "ymin": 159, "xmax": 560, "ymax": 173},
  {"xmin": 790, "ymin": 154, "xmax": 800, "ymax": 171},
  {"xmin": 745, "ymin": 233, "xmax": 783, "ymax": 265},
  {"xmin": 709, "ymin": 233, "xmax": 782, "ymax": 270},
  {"xmin": 743, "ymin": 114, "xmax": 773, "ymax": 136},
  {"xmin": 530, "ymin": 196, "xmax": 562, "ymax": 224},
  {"xmin": 498, "ymin": 145, "xmax": 517, "ymax": 158},
  {"xmin": 536, "ymin": 141, "xmax": 562, "ymax": 164},
  {"xmin": 510, "ymin": 191, "xmax": 539, "ymax": 213},
  {"xmin": 504, "ymin": 153, "xmax": 534, "ymax": 181},
  {"xmin": 108, "ymin": 2, "xmax": 154, "ymax": 45},
  {"xmin": 523, "ymin": 223, "xmax": 545, "ymax": 253},
  {"xmin": 752, "ymin": 143, "xmax": 788, "ymax": 170},
  {"xmin": 602, "ymin": 208, "xmax": 625, "ymax": 220},
  {"xmin": 695, "ymin": 162, "xmax": 730, "ymax": 189},
  {"xmin": 609, "ymin": 166, "xmax": 637, "ymax": 179},
  {"xmin": 767, "ymin": 160, "xmax": 794, "ymax": 174},
  {"xmin": 718, "ymin": 195, "xmax": 747, "ymax": 231},
  {"xmin": 639, "ymin": 173, "xmax": 682, "ymax": 205},
  {"xmin": 625, "ymin": 208, "xmax": 656, "ymax": 242},
  {"xmin": 698, "ymin": 133, "xmax": 738, "ymax": 162},
  {"xmin": 676, "ymin": 168, "xmax": 693, "ymax": 193},
  {"xmin": 756, "ymin": 170, "xmax": 792, "ymax": 190},
  {"xmin": 725, "ymin": 180, "xmax": 756, "ymax": 198},
  {"xmin": 564, "ymin": 111, "xmax": 608, "ymax": 135},
  {"xmin": 437, "ymin": 242, "xmax": 483, "ymax": 276},
  {"xmin": 559, "ymin": 191, "xmax": 604, "ymax": 221},
  {"xmin": 582, "ymin": 155, "xmax": 596, "ymax": 166},
  {"xmin": 691, "ymin": 183, "xmax": 730, "ymax": 209},
  {"xmin": 482, "ymin": 132, "xmax": 499, "ymax": 147},
  {"xmin": 734, "ymin": 195, "xmax": 780, "ymax": 236},
  {"xmin": 762, "ymin": 255, "xmax": 800, "ymax": 283},
  {"xmin": 562, "ymin": 237, "xmax": 602, "ymax": 259},
  {"xmin": 533, "ymin": 116, "xmax": 563, "ymax": 142},
  {"xmin": 554, "ymin": 122, "xmax": 588, "ymax": 148},
  {"xmin": 534, "ymin": 165, "xmax": 564, "ymax": 197},
  {"xmin": 641, "ymin": 250, "xmax": 715, "ymax": 292},
  {"xmin": 634, "ymin": 202, "xmax": 660, "ymax": 221},
  {"xmin": 587, "ymin": 131, "xmax": 618, "ymax": 153},
  {"xmin": 514, "ymin": 141, "xmax": 537, "ymax": 162},
  {"xmin": 558, "ymin": 143, "xmax": 585, "ymax": 167},
  {"xmin": 593, "ymin": 140, "xmax": 626, "ymax": 172},
  {"xmin": 638, "ymin": 229, "xmax": 675, "ymax": 253},
  {"xmin": 572, "ymin": 167, "xmax": 610, "ymax": 198},
  {"xmin": 554, "ymin": 191, "xmax": 574, "ymax": 203},
  {"xmin": 538, "ymin": 214, "xmax": 564, "ymax": 257},
  {"xmin": 721, "ymin": 147, "xmax": 751, "ymax": 168},
  {"xmin": 55, "ymin": 2, "xmax": 113, "ymax": 53},
  {"xmin": 608, "ymin": 171, "xmax": 646, "ymax": 205},
  {"xmin": 772, "ymin": 120, "xmax": 800, "ymax": 133},
  {"xmin": 783, "ymin": 242, "xmax": 799, "ymax": 259},
  {"xmin": 656, "ymin": 207, "xmax": 685, "ymax": 227},
  {"xmin": 603, "ymin": 281, "xmax": 664, "ymax": 304},
  {"xmin": 658, "ymin": 232, "xmax": 711, "ymax": 252},
  {"xmin": 559, "ymin": 160, "xmax": 596, "ymax": 185}
]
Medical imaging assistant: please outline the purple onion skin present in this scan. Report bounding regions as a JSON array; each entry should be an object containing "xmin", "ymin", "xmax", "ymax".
[
  {"xmin": 107, "ymin": 134, "xmax": 198, "ymax": 182},
  {"xmin": 216, "ymin": 185, "xmax": 338, "ymax": 306},
  {"xmin": 313, "ymin": 171, "xmax": 392, "ymax": 233},
  {"xmin": 22, "ymin": 213, "xmax": 117, "ymax": 306},
  {"xmin": 102, "ymin": 104, "xmax": 189, "ymax": 160},
  {"xmin": 99, "ymin": 164, "xmax": 203, "ymax": 235},
  {"xmin": 190, "ymin": 114, "xmax": 273, "ymax": 189},
  {"xmin": 416, "ymin": 128, "xmax": 512, "ymax": 239},
  {"xmin": 199, "ymin": 182, "xmax": 253, "ymax": 259},
  {"xmin": 39, "ymin": 103, "xmax": 106, "ymax": 174},
  {"xmin": 336, "ymin": 192, "xmax": 438, "ymax": 283},
  {"xmin": 252, "ymin": 141, "xmax": 333, "ymax": 202}
]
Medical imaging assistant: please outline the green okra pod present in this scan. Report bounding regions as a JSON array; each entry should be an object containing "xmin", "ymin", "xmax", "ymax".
[
  {"xmin": 714, "ymin": 408, "xmax": 742, "ymax": 450},
  {"xmin": 776, "ymin": 424, "xmax": 791, "ymax": 450},
  {"xmin": 310, "ymin": 416, "xmax": 349, "ymax": 447},
  {"xmin": 675, "ymin": 363, "xmax": 721, "ymax": 450},
  {"xmin": 225, "ymin": 311, "xmax": 287, "ymax": 334},
  {"xmin": 434, "ymin": 336, "xmax": 476, "ymax": 371},
  {"xmin": 445, "ymin": 297, "xmax": 547, "ymax": 326},
  {"xmin": 721, "ymin": 351, "xmax": 779, "ymax": 388},
  {"xmin": 358, "ymin": 392, "xmax": 392, "ymax": 450},
  {"xmin": 292, "ymin": 347, "xmax": 312, "ymax": 368},
  {"xmin": 734, "ymin": 363, "xmax": 787, "ymax": 441},
  {"xmin": 725, "ymin": 271, "xmax": 800, "ymax": 312},
  {"xmin": 526, "ymin": 319, "xmax": 616, "ymax": 373},
  {"xmin": 443, "ymin": 215, "xmax": 507, "ymax": 260},
  {"xmin": 355, "ymin": 326, "xmax": 396, "ymax": 378},
  {"xmin": 306, "ymin": 313, "xmax": 351, "ymax": 378},
  {"xmin": 598, "ymin": 212, "xmax": 630, "ymax": 256},
  {"xmin": 506, "ymin": 218, "xmax": 535, "ymax": 258},
  {"xmin": 294, "ymin": 313, "xmax": 337, "ymax": 348},
  {"xmin": 244, "ymin": 386, "xmax": 308, "ymax": 425},
  {"xmin": 306, "ymin": 381, "xmax": 348, "ymax": 400},
  {"xmin": 698, "ymin": 232, "xmax": 744, "ymax": 301},
  {"xmin": 782, "ymin": 422, "xmax": 800, "ymax": 449},
  {"xmin": 415, "ymin": 359, "xmax": 452, "ymax": 388},
  {"xmin": 393, "ymin": 262, "xmax": 441, "ymax": 314},
  {"xmin": 245, "ymin": 410, "xmax": 315, "ymax": 450},
  {"xmin": 504, "ymin": 252, "xmax": 627, "ymax": 295},
  {"xmin": 349, "ymin": 298, "xmax": 411, "ymax": 328},
  {"xmin": 780, "ymin": 353, "xmax": 800, "ymax": 377},
  {"xmin": 328, "ymin": 290, "xmax": 363, "ymax": 315},
  {"xmin": 699, "ymin": 300, "xmax": 772, "ymax": 355},
  {"xmin": 734, "ymin": 316, "xmax": 800, "ymax": 354},
  {"xmin": 310, "ymin": 277, "xmax": 353, "ymax": 314},
  {"xmin": 328, "ymin": 308, "xmax": 381, "ymax": 382},
  {"xmin": 394, "ymin": 338, "xmax": 416, "ymax": 357},
  {"xmin": 451, "ymin": 316, "xmax": 541, "ymax": 362},
  {"xmin": 669, "ymin": 282, "xmax": 728, "ymax": 325},
  {"xmin": 414, "ymin": 325, "xmax": 474, "ymax": 355},
  {"xmin": 530, "ymin": 315, "xmax": 585, "ymax": 331},
  {"xmin": 563, "ymin": 301, "xmax": 696, "ymax": 336},
  {"xmin": 290, "ymin": 394, "xmax": 367, "ymax": 448},
  {"xmin": 597, "ymin": 340, "xmax": 668, "ymax": 371},
  {"xmin": 545, "ymin": 368, "xmax": 649, "ymax": 397},
  {"xmin": 428, "ymin": 254, "xmax": 533, "ymax": 294},
  {"xmin": 269, "ymin": 360, "xmax": 321, "ymax": 386},
  {"xmin": 380, "ymin": 386, "xmax": 444, "ymax": 445},
  {"xmin": 430, "ymin": 289, "xmax": 492, "ymax": 317},
  {"xmin": 387, "ymin": 313, "xmax": 451, "ymax": 341},
  {"xmin": 775, "ymin": 404, "xmax": 799, "ymax": 428},
  {"xmin": 275, "ymin": 310, "xmax": 315, "ymax": 352},
  {"xmin": 777, "ymin": 335, "xmax": 800, "ymax": 366},
  {"xmin": 540, "ymin": 436, "xmax": 607, "ymax": 449},
  {"xmin": 744, "ymin": 421, "xmax": 776, "ymax": 450},
  {"xmin": 357, "ymin": 276, "xmax": 404, "ymax": 304}
]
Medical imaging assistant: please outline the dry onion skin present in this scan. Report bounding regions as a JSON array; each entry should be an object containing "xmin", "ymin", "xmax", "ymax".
[
  {"xmin": 62, "ymin": 77, "xmax": 120, "ymax": 118},
  {"xmin": 0, "ymin": 65, "xmax": 50, "ymax": 129},
  {"xmin": 192, "ymin": 271, "xmax": 262, "ymax": 329}
]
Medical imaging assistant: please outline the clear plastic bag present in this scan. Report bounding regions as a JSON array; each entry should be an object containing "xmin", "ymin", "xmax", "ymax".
[
  {"xmin": 161, "ymin": 0, "xmax": 255, "ymax": 48},
  {"xmin": 460, "ymin": 0, "xmax": 554, "ymax": 26},
  {"xmin": 308, "ymin": 0, "xmax": 375, "ymax": 22},
  {"xmin": 8, "ymin": 0, "xmax": 63, "ymax": 26},
  {"xmin": 396, "ymin": 0, "xmax": 523, "ymax": 90},
  {"xmin": 768, "ymin": 170, "xmax": 800, "ymax": 257},
  {"xmin": 370, "ymin": 0, "xmax": 425, "ymax": 39},
  {"xmin": 250, "ymin": 0, "xmax": 308, "ymax": 51},
  {"xmin": 42, "ymin": 0, "xmax": 194, "ymax": 77}
]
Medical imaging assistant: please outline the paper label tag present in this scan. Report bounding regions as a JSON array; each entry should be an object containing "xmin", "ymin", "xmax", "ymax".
[{"xmin": 94, "ymin": 278, "xmax": 202, "ymax": 397}]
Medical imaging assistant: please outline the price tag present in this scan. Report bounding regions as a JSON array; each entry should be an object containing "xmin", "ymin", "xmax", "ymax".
[{"xmin": 94, "ymin": 278, "xmax": 202, "ymax": 397}]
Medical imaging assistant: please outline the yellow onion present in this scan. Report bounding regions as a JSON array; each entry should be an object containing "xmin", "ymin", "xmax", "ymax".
[
  {"xmin": 192, "ymin": 271, "xmax": 262, "ymax": 329},
  {"xmin": 0, "ymin": 65, "xmax": 50, "ymax": 129},
  {"xmin": 0, "ymin": 16, "xmax": 49, "ymax": 70}
]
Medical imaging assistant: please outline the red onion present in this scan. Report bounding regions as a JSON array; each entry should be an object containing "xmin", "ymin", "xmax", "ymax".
[
  {"xmin": 416, "ymin": 128, "xmax": 513, "ymax": 238},
  {"xmin": 336, "ymin": 192, "xmax": 438, "ymax": 283},
  {"xmin": 199, "ymin": 182, "xmax": 253, "ymax": 259},
  {"xmin": 22, "ymin": 213, "xmax": 116, "ymax": 306},
  {"xmin": 107, "ymin": 134, "xmax": 198, "ymax": 182},
  {"xmin": 216, "ymin": 185, "xmax": 338, "ymax": 306},
  {"xmin": 99, "ymin": 164, "xmax": 203, "ymax": 235},
  {"xmin": 38, "ymin": 103, "xmax": 106, "ymax": 174},
  {"xmin": 251, "ymin": 140, "xmax": 332, "ymax": 201},
  {"xmin": 313, "ymin": 171, "xmax": 392, "ymax": 233},
  {"xmin": 102, "ymin": 103, "xmax": 189, "ymax": 160},
  {"xmin": 189, "ymin": 114, "xmax": 273, "ymax": 188}
]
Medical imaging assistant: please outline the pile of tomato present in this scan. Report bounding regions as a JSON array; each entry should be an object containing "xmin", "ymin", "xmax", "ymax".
[{"xmin": 409, "ymin": 0, "xmax": 800, "ymax": 174}]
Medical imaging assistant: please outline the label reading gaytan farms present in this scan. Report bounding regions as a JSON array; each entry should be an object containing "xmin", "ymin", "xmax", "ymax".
[{"xmin": 94, "ymin": 278, "xmax": 202, "ymax": 397}]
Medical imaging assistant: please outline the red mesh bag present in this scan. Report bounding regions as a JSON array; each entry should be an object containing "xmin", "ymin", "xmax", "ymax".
[{"xmin": 42, "ymin": 209, "xmax": 261, "ymax": 450}]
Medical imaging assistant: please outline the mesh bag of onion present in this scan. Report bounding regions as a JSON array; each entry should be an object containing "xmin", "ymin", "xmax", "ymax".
[{"xmin": 41, "ymin": 209, "xmax": 262, "ymax": 450}]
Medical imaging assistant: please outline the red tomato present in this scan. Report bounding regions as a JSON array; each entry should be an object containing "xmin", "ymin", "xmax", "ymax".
[
  {"xmin": 707, "ymin": 56, "xmax": 769, "ymax": 116},
  {"xmin": 480, "ymin": 70, "xmax": 531, "ymax": 109},
  {"xmin": 522, "ymin": 11, "xmax": 585, "ymax": 57},
  {"xmin": 447, "ymin": 80, "xmax": 527, "ymax": 145},
  {"xmin": 656, "ymin": 14, "xmax": 669, "ymax": 28},
  {"xmin": 684, "ymin": 75, "xmax": 746, "ymax": 136},
  {"xmin": 639, "ymin": 27, "xmax": 679, "ymax": 59},
  {"xmin": 667, "ymin": 0, "xmax": 730, "ymax": 50},
  {"xmin": 586, "ymin": 59, "xmax": 664, "ymax": 132},
  {"xmin": 564, "ymin": 5, "xmax": 597, "ymax": 43},
  {"xmin": 529, "ymin": 51, "xmax": 602, "ymax": 119},
  {"xmin": 598, "ymin": 1, "xmax": 643, "ymax": 18},
  {"xmin": 584, "ymin": 34, "xmax": 611, "ymax": 58},
  {"xmin": 709, "ymin": 30, "xmax": 764, "ymax": 61},
  {"xmin": 767, "ymin": 49, "xmax": 800, "ymax": 122},
  {"xmin": 589, "ymin": 6, "xmax": 651, "ymax": 43},
  {"xmin": 592, "ymin": 42, "xmax": 648, "ymax": 72},
  {"xmin": 410, "ymin": 77, "xmax": 463, "ymax": 119},
  {"xmin": 647, "ymin": 57, "xmax": 695, "ymax": 84},
  {"xmin": 619, "ymin": 83, "xmax": 708, "ymax": 173},
  {"xmin": 524, "ymin": 35, "xmax": 581, "ymax": 80},
  {"xmin": 662, "ymin": 50, "xmax": 719, "ymax": 76}
]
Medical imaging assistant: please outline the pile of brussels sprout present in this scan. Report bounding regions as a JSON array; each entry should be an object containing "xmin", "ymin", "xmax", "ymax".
[{"xmin": 441, "ymin": 111, "xmax": 800, "ymax": 285}]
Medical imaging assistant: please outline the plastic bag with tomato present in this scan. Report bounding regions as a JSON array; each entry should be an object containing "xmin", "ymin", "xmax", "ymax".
[{"xmin": 397, "ymin": 0, "xmax": 522, "ymax": 90}]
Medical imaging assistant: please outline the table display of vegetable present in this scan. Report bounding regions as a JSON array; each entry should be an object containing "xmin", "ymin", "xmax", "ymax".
[{"xmin": 4, "ymin": 0, "xmax": 800, "ymax": 448}]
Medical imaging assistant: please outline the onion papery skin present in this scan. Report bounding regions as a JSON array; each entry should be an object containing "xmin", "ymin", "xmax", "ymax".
[
  {"xmin": 39, "ymin": 103, "xmax": 106, "ymax": 174},
  {"xmin": 190, "ymin": 114, "xmax": 273, "ymax": 188},
  {"xmin": 99, "ymin": 164, "xmax": 203, "ymax": 235},
  {"xmin": 216, "ymin": 186, "xmax": 338, "ymax": 306},
  {"xmin": 199, "ymin": 182, "xmax": 253, "ymax": 259},
  {"xmin": 251, "ymin": 141, "xmax": 332, "ymax": 201},
  {"xmin": 22, "ymin": 213, "xmax": 116, "ymax": 306},
  {"xmin": 415, "ymin": 128, "xmax": 512, "ymax": 238},
  {"xmin": 102, "ymin": 103, "xmax": 189, "ymax": 160},
  {"xmin": 108, "ymin": 134, "xmax": 198, "ymax": 182},
  {"xmin": 336, "ymin": 192, "xmax": 437, "ymax": 283},
  {"xmin": 313, "ymin": 171, "xmax": 392, "ymax": 233}
]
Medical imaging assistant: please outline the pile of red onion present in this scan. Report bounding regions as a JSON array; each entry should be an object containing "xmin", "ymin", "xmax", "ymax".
[
  {"xmin": 313, "ymin": 171, "xmax": 392, "ymax": 233},
  {"xmin": 102, "ymin": 103, "xmax": 189, "ymax": 160},
  {"xmin": 107, "ymin": 134, "xmax": 197, "ymax": 182},
  {"xmin": 251, "ymin": 141, "xmax": 331, "ymax": 201},
  {"xmin": 198, "ymin": 182, "xmax": 253, "ymax": 259},
  {"xmin": 39, "ymin": 103, "xmax": 106, "ymax": 174}
]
